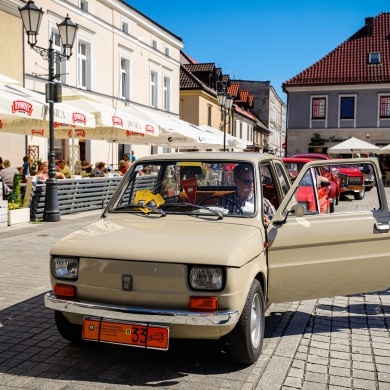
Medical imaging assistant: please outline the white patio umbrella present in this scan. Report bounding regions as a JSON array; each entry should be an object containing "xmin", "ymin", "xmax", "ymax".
[
  {"xmin": 200, "ymin": 125, "xmax": 250, "ymax": 150},
  {"xmin": 0, "ymin": 84, "xmax": 96, "ymax": 137},
  {"xmin": 58, "ymin": 93, "xmax": 159, "ymax": 138},
  {"xmin": 378, "ymin": 144, "xmax": 390, "ymax": 154},
  {"xmin": 116, "ymin": 105, "xmax": 222, "ymax": 147},
  {"xmin": 327, "ymin": 137, "xmax": 381, "ymax": 154}
]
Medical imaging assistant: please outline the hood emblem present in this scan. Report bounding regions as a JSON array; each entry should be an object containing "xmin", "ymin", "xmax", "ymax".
[{"xmin": 122, "ymin": 275, "xmax": 132, "ymax": 291}]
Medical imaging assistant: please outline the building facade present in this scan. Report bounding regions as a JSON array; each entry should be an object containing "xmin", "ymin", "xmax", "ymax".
[
  {"xmin": 6, "ymin": 0, "xmax": 183, "ymax": 167},
  {"xmin": 283, "ymin": 13, "xmax": 390, "ymax": 163}
]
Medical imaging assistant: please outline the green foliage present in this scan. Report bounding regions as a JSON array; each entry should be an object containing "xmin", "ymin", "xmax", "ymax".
[
  {"xmin": 29, "ymin": 158, "xmax": 42, "ymax": 176},
  {"xmin": 7, "ymin": 174, "xmax": 23, "ymax": 210}
]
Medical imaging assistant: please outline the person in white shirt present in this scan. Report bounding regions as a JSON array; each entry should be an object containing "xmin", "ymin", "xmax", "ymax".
[{"xmin": 0, "ymin": 160, "xmax": 20, "ymax": 188}]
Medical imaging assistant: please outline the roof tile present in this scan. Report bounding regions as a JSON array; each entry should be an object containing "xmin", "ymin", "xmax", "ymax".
[{"xmin": 284, "ymin": 13, "xmax": 390, "ymax": 87}]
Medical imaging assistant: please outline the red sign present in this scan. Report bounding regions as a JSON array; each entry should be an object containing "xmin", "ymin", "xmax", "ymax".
[
  {"xmin": 182, "ymin": 178, "xmax": 197, "ymax": 204},
  {"xmin": 72, "ymin": 113, "xmax": 87, "ymax": 125},
  {"xmin": 31, "ymin": 129, "xmax": 45, "ymax": 136},
  {"xmin": 145, "ymin": 124, "xmax": 155, "ymax": 134},
  {"xmin": 67, "ymin": 129, "xmax": 86, "ymax": 138},
  {"xmin": 112, "ymin": 116, "xmax": 123, "ymax": 126},
  {"xmin": 125, "ymin": 130, "xmax": 144, "ymax": 137},
  {"xmin": 12, "ymin": 100, "xmax": 33, "ymax": 116}
]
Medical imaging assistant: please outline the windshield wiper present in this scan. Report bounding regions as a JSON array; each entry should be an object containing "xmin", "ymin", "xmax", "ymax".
[
  {"xmin": 113, "ymin": 203, "xmax": 166, "ymax": 216},
  {"xmin": 160, "ymin": 202, "xmax": 223, "ymax": 219}
]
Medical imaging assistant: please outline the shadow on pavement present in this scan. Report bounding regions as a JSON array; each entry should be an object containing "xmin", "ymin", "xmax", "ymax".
[{"xmin": 0, "ymin": 293, "xmax": 287, "ymax": 387}]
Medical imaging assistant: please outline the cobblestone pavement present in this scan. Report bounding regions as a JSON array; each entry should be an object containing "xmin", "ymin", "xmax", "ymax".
[{"xmin": 0, "ymin": 188, "xmax": 389, "ymax": 389}]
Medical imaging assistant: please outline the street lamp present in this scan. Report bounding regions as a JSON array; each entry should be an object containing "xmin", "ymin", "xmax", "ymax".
[
  {"xmin": 217, "ymin": 85, "xmax": 234, "ymax": 152},
  {"xmin": 19, "ymin": 1, "xmax": 78, "ymax": 222}
]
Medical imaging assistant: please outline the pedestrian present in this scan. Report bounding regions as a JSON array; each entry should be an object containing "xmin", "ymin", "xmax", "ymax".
[
  {"xmin": 81, "ymin": 160, "xmax": 92, "ymax": 174},
  {"xmin": 22, "ymin": 156, "xmax": 30, "ymax": 175},
  {"xmin": 123, "ymin": 153, "xmax": 130, "ymax": 162},
  {"xmin": 131, "ymin": 150, "xmax": 136, "ymax": 162},
  {"xmin": 91, "ymin": 162, "xmax": 106, "ymax": 176}
]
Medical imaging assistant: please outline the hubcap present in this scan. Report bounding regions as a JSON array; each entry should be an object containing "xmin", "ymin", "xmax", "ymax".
[{"xmin": 250, "ymin": 292, "xmax": 262, "ymax": 349}]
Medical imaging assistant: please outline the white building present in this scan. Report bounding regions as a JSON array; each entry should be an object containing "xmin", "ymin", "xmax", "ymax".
[{"xmin": 6, "ymin": 0, "xmax": 183, "ymax": 167}]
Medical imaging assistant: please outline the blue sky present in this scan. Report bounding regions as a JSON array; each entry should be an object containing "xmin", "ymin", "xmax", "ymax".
[{"xmin": 125, "ymin": 1, "xmax": 388, "ymax": 102}]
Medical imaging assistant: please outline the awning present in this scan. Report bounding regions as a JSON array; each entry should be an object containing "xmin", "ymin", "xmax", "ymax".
[
  {"xmin": 112, "ymin": 106, "xmax": 222, "ymax": 147},
  {"xmin": 327, "ymin": 137, "xmax": 381, "ymax": 154},
  {"xmin": 0, "ymin": 83, "xmax": 96, "ymax": 138},
  {"xmin": 55, "ymin": 92, "xmax": 159, "ymax": 139},
  {"xmin": 200, "ymin": 125, "xmax": 250, "ymax": 150}
]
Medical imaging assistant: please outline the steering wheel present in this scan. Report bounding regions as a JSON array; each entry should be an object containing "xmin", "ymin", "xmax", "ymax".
[{"xmin": 198, "ymin": 195, "xmax": 243, "ymax": 215}]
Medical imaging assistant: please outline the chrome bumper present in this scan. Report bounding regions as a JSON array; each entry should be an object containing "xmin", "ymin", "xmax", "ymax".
[{"xmin": 44, "ymin": 292, "xmax": 239, "ymax": 326}]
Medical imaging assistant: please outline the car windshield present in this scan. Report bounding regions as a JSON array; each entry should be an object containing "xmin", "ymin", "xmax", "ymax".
[{"xmin": 108, "ymin": 160, "xmax": 256, "ymax": 217}]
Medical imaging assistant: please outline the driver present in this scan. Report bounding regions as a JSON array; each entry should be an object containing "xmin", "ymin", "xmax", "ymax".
[{"xmin": 217, "ymin": 164, "xmax": 276, "ymax": 226}]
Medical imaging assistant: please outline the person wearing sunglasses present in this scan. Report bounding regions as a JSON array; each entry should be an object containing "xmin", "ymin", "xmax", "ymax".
[{"xmin": 217, "ymin": 163, "xmax": 275, "ymax": 225}]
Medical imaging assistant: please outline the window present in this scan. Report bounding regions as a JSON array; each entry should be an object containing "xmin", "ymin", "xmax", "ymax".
[
  {"xmin": 340, "ymin": 97, "xmax": 355, "ymax": 119},
  {"xmin": 207, "ymin": 105, "xmax": 212, "ymax": 126},
  {"xmin": 239, "ymin": 122, "xmax": 243, "ymax": 138},
  {"xmin": 163, "ymin": 76, "xmax": 170, "ymax": 111},
  {"xmin": 122, "ymin": 21, "xmax": 129, "ymax": 34},
  {"xmin": 77, "ymin": 40, "xmax": 91, "ymax": 90},
  {"xmin": 380, "ymin": 96, "xmax": 390, "ymax": 118},
  {"xmin": 164, "ymin": 46, "xmax": 170, "ymax": 56},
  {"xmin": 152, "ymin": 38, "xmax": 157, "ymax": 49},
  {"xmin": 52, "ymin": 30, "xmax": 67, "ymax": 84},
  {"xmin": 369, "ymin": 52, "xmax": 381, "ymax": 64},
  {"xmin": 150, "ymin": 71, "xmax": 158, "ymax": 108},
  {"xmin": 80, "ymin": 0, "xmax": 88, "ymax": 11},
  {"xmin": 120, "ymin": 58, "xmax": 130, "ymax": 100},
  {"xmin": 312, "ymin": 97, "xmax": 326, "ymax": 119}
]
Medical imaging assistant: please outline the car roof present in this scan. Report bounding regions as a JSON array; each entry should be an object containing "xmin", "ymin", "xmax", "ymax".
[
  {"xmin": 282, "ymin": 157, "xmax": 315, "ymax": 163},
  {"xmin": 136, "ymin": 152, "xmax": 283, "ymax": 164},
  {"xmin": 292, "ymin": 153, "xmax": 333, "ymax": 160}
]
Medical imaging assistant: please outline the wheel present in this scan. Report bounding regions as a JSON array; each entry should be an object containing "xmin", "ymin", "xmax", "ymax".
[
  {"xmin": 228, "ymin": 279, "xmax": 265, "ymax": 365},
  {"xmin": 55, "ymin": 311, "xmax": 82, "ymax": 343},
  {"xmin": 198, "ymin": 195, "xmax": 243, "ymax": 215},
  {"xmin": 354, "ymin": 189, "xmax": 365, "ymax": 200}
]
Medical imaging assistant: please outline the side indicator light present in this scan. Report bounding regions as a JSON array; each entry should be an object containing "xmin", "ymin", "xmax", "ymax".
[
  {"xmin": 54, "ymin": 284, "xmax": 76, "ymax": 299},
  {"xmin": 190, "ymin": 297, "xmax": 218, "ymax": 312}
]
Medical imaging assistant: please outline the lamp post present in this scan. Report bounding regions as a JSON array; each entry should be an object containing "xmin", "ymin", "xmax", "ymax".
[
  {"xmin": 19, "ymin": 1, "xmax": 78, "ymax": 222},
  {"xmin": 217, "ymin": 84, "xmax": 234, "ymax": 152}
]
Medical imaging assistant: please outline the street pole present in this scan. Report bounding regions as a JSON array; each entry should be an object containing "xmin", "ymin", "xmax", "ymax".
[
  {"xmin": 44, "ymin": 38, "xmax": 60, "ymax": 222},
  {"xmin": 223, "ymin": 107, "xmax": 227, "ymax": 152}
]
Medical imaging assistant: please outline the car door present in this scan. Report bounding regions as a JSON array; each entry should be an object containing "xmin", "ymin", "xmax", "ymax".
[{"xmin": 267, "ymin": 158, "xmax": 390, "ymax": 303}]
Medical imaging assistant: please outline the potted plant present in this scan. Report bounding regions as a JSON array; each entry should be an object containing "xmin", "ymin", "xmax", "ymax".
[{"xmin": 7, "ymin": 174, "xmax": 30, "ymax": 225}]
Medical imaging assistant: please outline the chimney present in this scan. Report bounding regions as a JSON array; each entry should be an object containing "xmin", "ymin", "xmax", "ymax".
[{"xmin": 365, "ymin": 17, "xmax": 374, "ymax": 35}]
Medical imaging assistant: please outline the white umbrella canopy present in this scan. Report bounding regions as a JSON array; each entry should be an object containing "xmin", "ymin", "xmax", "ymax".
[
  {"xmin": 327, "ymin": 137, "xmax": 381, "ymax": 154},
  {"xmin": 378, "ymin": 144, "xmax": 390, "ymax": 154},
  {"xmin": 0, "ymin": 84, "xmax": 96, "ymax": 138},
  {"xmin": 58, "ymin": 93, "xmax": 159, "ymax": 138},
  {"xmin": 200, "ymin": 125, "xmax": 250, "ymax": 150}
]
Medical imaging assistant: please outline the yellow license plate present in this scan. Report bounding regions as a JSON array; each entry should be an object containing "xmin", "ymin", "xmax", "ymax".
[
  {"xmin": 348, "ymin": 185, "xmax": 364, "ymax": 190},
  {"xmin": 82, "ymin": 317, "xmax": 169, "ymax": 350}
]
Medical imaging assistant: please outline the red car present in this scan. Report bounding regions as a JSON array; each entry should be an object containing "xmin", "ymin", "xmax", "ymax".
[
  {"xmin": 283, "ymin": 157, "xmax": 336, "ymax": 213},
  {"xmin": 292, "ymin": 153, "xmax": 364, "ymax": 200}
]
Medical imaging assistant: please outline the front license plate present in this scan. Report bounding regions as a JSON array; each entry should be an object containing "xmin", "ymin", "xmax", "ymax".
[
  {"xmin": 82, "ymin": 317, "xmax": 169, "ymax": 350},
  {"xmin": 348, "ymin": 185, "xmax": 364, "ymax": 190}
]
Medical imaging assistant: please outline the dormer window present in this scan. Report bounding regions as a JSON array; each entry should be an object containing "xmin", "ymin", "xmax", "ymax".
[{"xmin": 368, "ymin": 52, "xmax": 381, "ymax": 64}]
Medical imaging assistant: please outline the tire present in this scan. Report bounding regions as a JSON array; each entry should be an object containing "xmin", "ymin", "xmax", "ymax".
[
  {"xmin": 228, "ymin": 279, "xmax": 265, "ymax": 365},
  {"xmin": 354, "ymin": 189, "xmax": 365, "ymax": 200},
  {"xmin": 55, "ymin": 311, "xmax": 83, "ymax": 343}
]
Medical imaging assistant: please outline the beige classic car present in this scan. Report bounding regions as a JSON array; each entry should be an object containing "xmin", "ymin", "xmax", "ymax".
[{"xmin": 44, "ymin": 153, "xmax": 390, "ymax": 365}]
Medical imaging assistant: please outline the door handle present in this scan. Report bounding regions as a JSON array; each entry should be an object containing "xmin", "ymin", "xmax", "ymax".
[{"xmin": 374, "ymin": 222, "xmax": 390, "ymax": 233}]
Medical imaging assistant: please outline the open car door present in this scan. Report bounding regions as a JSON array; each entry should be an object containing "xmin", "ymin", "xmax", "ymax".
[{"xmin": 267, "ymin": 158, "xmax": 390, "ymax": 303}]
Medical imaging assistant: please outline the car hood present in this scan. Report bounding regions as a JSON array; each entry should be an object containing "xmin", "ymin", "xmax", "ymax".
[{"xmin": 51, "ymin": 215, "xmax": 264, "ymax": 267}]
